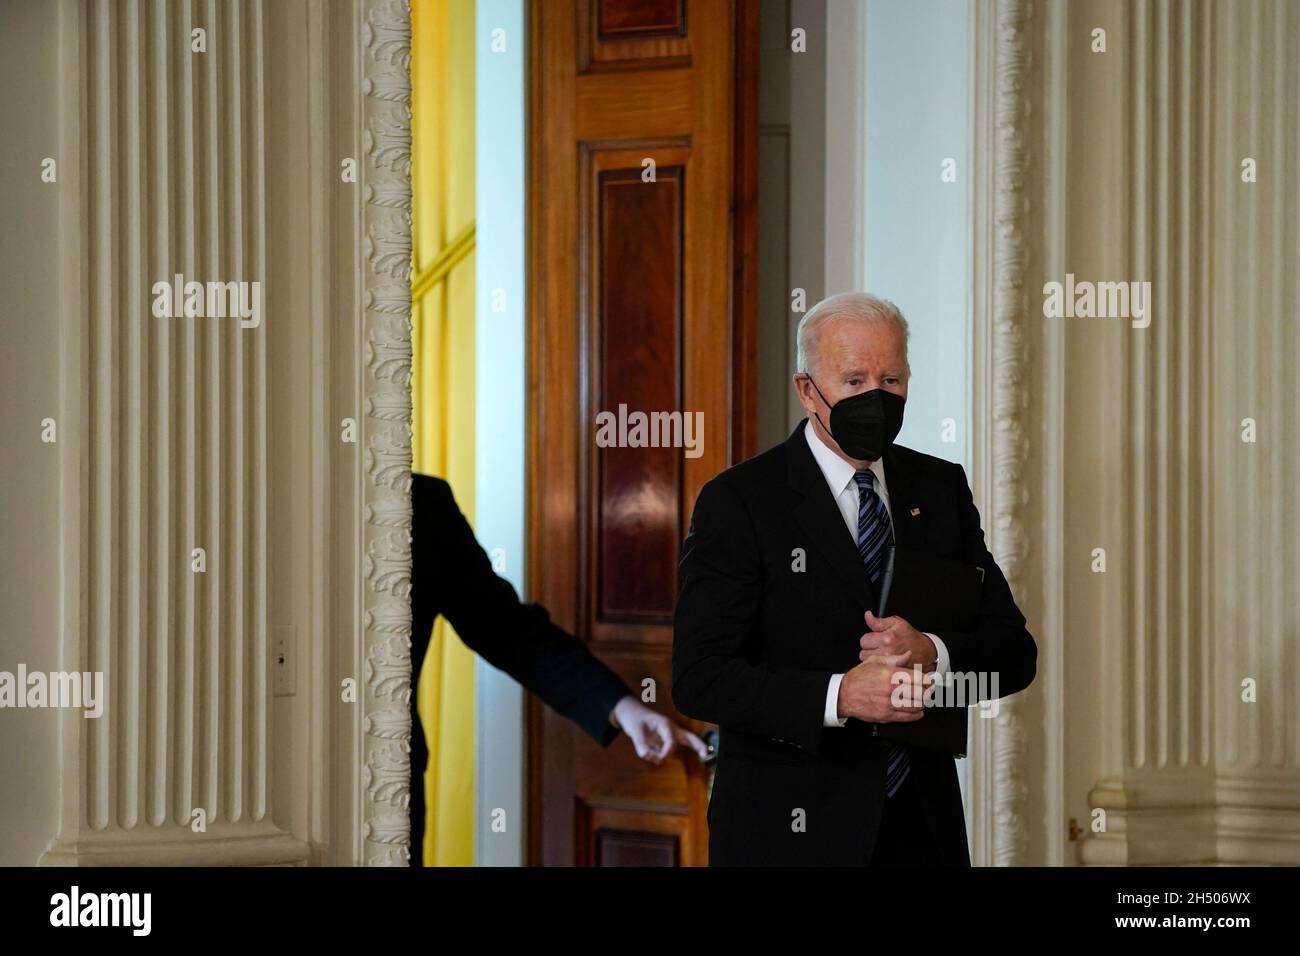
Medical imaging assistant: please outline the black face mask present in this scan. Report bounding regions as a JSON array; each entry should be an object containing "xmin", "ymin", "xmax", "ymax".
[{"xmin": 807, "ymin": 378, "xmax": 906, "ymax": 461}]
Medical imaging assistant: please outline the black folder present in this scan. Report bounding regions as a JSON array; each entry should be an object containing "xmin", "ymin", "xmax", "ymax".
[{"xmin": 869, "ymin": 544, "xmax": 985, "ymax": 758}]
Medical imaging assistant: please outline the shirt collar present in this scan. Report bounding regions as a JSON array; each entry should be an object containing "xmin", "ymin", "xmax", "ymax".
[{"xmin": 804, "ymin": 419, "xmax": 888, "ymax": 502}]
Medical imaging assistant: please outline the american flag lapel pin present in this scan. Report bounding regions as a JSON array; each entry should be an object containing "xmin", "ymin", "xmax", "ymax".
[{"xmin": 910, "ymin": 507, "xmax": 921, "ymax": 516}]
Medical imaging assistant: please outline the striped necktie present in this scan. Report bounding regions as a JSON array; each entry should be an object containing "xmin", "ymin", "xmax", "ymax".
[{"xmin": 853, "ymin": 468, "xmax": 911, "ymax": 798}]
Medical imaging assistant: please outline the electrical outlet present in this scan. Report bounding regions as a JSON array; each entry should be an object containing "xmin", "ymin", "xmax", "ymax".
[{"xmin": 274, "ymin": 625, "xmax": 296, "ymax": 697}]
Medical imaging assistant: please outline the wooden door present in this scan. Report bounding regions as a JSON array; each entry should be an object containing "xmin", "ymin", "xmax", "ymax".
[{"xmin": 528, "ymin": 0, "xmax": 759, "ymax": 866}]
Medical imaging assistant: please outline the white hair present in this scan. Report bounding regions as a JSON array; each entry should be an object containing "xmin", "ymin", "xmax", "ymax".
[{"xmin": 795, "ymin": 292, "xmax": 911, "ymax": 377}]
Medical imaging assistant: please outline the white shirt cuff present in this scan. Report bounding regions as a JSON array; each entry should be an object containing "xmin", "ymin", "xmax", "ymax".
[
  {"xmin": 824, "ymin": 674, "xmax": 848, "ymax": 727},
  {"xmin": 926, "ymin": 632, "xmax": 950, "ymax": 675}
]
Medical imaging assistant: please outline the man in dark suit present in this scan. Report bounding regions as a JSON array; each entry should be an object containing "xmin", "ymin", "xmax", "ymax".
[
  {"xmin": 410, "ymin": 473, "xmax": 707, "ymax": 866},
  {"xmin": 672, "ymin": 292, "xmax": 1036, "ymax": 866}
]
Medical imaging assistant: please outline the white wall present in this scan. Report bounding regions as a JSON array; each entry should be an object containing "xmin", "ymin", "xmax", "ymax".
[
  {"xmin": 0, "ymin": 0, "xmax": 63, "ymax": 867},
  {"xmin": 861, "ymin": 0, "xmax": 972, "ymax": 468},
  {"xmin": 473, "ymin": 0, "xmax": 526, "ymax": 867}
]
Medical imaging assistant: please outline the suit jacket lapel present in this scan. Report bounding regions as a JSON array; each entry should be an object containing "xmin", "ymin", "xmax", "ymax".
[
  {"xmin": 786, "ymin": 420, "xmax": 876, "ymax": 612},
  {"xmin": 883, "ymin": 445, "xmax": 920, "ymax": 550}
]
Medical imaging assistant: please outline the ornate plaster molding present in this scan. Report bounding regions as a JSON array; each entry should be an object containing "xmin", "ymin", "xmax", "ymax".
[{"xmin": 359, "ymin": 0, "xmax": 413, "ymax": 867}]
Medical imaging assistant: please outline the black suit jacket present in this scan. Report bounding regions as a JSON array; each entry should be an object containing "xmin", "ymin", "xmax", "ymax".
[
  {"xmin": 671, "ymin": 421, "xmax": 1036, "ymax": 866},
  {"xmin": 407, "ymin": 474, "xmax": 631, "ymax": 862}
]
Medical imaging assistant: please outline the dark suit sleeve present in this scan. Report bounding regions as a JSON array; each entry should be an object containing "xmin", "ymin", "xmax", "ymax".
[
  {"xmin": 672, "ymin": 475, "xmax": 832, "ymax": 752},
  {"xmin": 932, "ymin": 464, "xmax": 1037, "ymax": 698},
  {"xmin": 413, "ymin": 476, "xmax": 630, "ymax": 746}
]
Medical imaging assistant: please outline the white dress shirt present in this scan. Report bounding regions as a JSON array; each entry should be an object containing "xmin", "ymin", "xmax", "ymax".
[{"xmin": 802, "ymin": 422, "xmax": 951, "ymax": 727}]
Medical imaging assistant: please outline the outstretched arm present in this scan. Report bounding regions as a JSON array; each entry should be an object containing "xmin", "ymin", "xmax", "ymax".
[{"xmin": 413, "ymin": 475, "xmax": 629, "ymax": 745}]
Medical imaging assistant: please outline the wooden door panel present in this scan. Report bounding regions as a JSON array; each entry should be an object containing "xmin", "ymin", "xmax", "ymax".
[
  {"xmin": 583, "ymin": 142, "xmax": 689, "ymax": 643},
  {"xmin": 595, "ymin": 0, "xmax": 684, "ymax": 37},
  {"xmin": 530, "ymin": 0, "xmax": 757, "ymax": 867},
  {"xmin": 578, "ymin": 0, "xmax": 691, "ymax": 71},
  {"xmin": 578, "ymin": 809, "xmax": 691, "ymax": 868}
]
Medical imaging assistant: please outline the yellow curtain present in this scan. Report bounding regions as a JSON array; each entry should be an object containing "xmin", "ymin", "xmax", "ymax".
[{"xmin": 411, "ymin": 0, "xmax": 477, "ymax": 867}]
